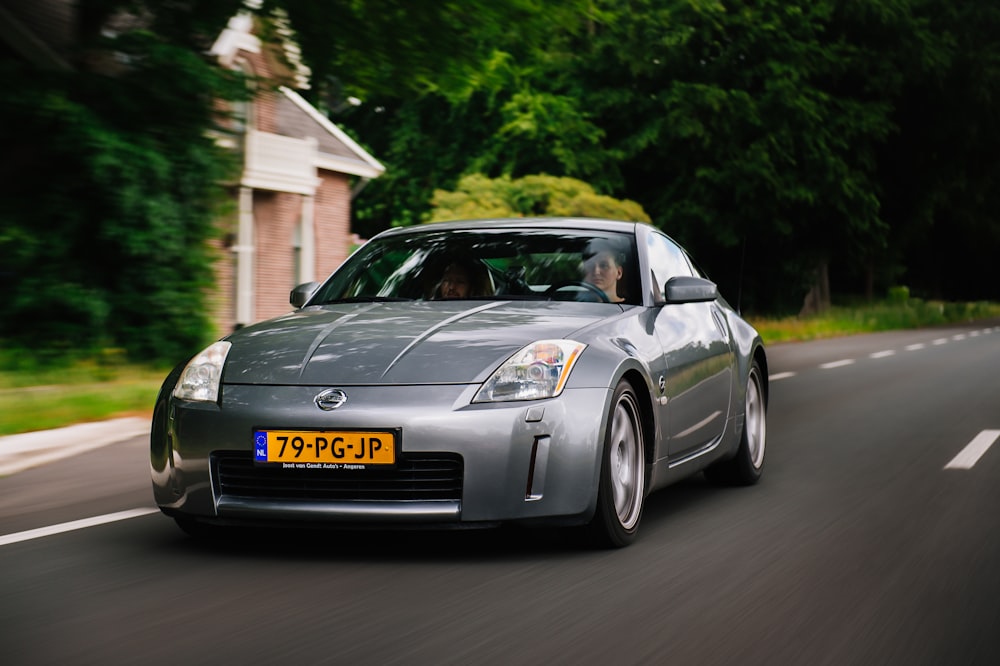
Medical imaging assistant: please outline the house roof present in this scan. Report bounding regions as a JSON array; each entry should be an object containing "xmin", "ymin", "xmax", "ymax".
[
  {"xmin": 211, "ymin": 8, "xmax": 384, "ymax": 181},
  {"xmin": 277, "ymin": 87, "xmax": 385, "ymax": 180}
]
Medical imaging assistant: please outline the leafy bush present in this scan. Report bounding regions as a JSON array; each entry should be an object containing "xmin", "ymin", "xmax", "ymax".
[{"xmin": 428, "ymin": 174, "xmax": 651, "ymax": 223}]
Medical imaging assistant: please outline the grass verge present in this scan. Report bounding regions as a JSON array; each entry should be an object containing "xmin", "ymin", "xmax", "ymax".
[
  {"xmin": 748, "ymin": 299, "xmax": 1000, "ymax": 344},
  {"xmin": 0, "ymin": 358, "xmax": 167, "ymax": 437}
]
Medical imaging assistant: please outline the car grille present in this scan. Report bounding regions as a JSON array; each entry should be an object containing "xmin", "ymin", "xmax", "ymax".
[{"xmin": 212, "ymin": 451, "xmax": 464, "ymax": 502}]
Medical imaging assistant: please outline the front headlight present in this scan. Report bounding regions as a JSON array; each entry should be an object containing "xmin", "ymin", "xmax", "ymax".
[
  {"xmin": 172, "ymin": 341, "xmax": 231, "ymax": 402},
  {"xmin": 473, "ymin": 340, "xmax": 586, "ymax": 403}
]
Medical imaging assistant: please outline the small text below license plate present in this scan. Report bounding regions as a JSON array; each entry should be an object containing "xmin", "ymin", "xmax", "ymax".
[{"xmin": 254, "ymin": 430, "xmax": 396, "ymax": 465}]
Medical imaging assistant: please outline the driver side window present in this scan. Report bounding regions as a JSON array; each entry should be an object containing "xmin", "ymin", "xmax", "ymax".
[{"xmin": 647, "ymin": 232, "xmax": 693, "ymax": 303}]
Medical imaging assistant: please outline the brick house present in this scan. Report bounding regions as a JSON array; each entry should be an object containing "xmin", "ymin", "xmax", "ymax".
[
  {"xmin": 208, "ymin": 10, "xmax": 384, "ymax": 332},
  {"xmin": 1, "ymin": 1, "xmax": 384, "ymax": 334}
]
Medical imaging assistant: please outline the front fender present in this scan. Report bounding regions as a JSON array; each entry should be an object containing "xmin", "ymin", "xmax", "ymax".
[{"xmin": 150, "ymin": 360, "xmax": 187, "ymax": 504}]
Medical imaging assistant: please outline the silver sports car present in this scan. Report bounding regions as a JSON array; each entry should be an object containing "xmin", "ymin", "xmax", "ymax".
[{"xmin": 151, "ymin": 218, "xmax": 767, "ymax": 547}]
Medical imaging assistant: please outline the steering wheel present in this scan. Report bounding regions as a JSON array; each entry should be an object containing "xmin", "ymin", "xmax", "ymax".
[{"xmin": 545, "ymin": 280, "xmax": 610, "ymax": 303}]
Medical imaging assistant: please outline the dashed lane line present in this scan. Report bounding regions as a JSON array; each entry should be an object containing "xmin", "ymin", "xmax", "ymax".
[
  {"xmin": 945, "ymin": 430, "xmax": 1000, "ymax": 470},
  {"xmin": 769, "ymin": 372, "xmax": 796, "ymax": 381},
  {"xmin": 771, "ymin": 324, "xmax": 998, "ymax": 381},
  {"xmin": 820, "ymin": 359, "xmax": 856, "ymax": 369}
]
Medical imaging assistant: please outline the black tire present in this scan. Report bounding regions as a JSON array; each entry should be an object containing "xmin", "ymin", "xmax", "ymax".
[
  {"xmin": 705, "ymin": 358, "xmax": 766, "ymax": 485},
  {"xmin": 174, "ymin": 516, "xmax": 222, "ymax": 540},
  {"xmin": 587, "ymin": 381, "xmax": 646, "ymax": 548}
]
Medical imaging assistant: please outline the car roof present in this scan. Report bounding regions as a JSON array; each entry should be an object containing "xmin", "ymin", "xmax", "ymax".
[{"xmin": 374, "ymin": 217, "xmax": 644, "ymax": 239}]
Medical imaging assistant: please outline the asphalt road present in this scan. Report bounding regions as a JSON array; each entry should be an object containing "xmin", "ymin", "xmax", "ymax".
[{"xmin": 2, "ymin": 320, "xmax": 999, "ymax": 665}]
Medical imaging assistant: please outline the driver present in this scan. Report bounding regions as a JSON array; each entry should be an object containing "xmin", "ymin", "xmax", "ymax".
[
  {"xmin": 582, "ymin": 247, "xmax": 625, "ymax": 303},
  {"xmin": 432, "ymin": 259, "xmax": 493, "ymax": 299}
]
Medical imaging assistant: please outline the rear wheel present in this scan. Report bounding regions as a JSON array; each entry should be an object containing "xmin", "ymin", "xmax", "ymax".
[
  {"xmin": 705, "ymin": 358, "xmax": 766, "ymax": 485},
  {"xmin": 587, "ymin": 381, "xmax": 646, "ymax": 548}
]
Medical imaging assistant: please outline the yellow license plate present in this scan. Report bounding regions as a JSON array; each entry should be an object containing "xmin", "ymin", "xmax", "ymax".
[{"xmin": 254, "ymin": 430, "xmax": 396, "ymax": 467}]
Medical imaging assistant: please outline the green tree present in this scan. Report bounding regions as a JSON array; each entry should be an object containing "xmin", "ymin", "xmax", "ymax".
[
  {"xmin": 562, "ymin": 0, "xmax": 926, "ymax": 312},
  {"xmin": 337, "ymin": 4, "xmax": 614, "ymax": 238},
  {"xmin": 271, "ymin": 0, "xmax": 586, "ymax": 102},
  {"xmin": 345, "ymin": 56, "xmax": 614, "ymax": 236}
]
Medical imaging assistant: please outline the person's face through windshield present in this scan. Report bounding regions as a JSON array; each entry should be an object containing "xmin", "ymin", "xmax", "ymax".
[
  {"xmin": 438, "ymin": 263, "xmax": 471, "ymax": 299},
  {"xmin": 583, "ymin": 251, "xmax": 624, "ymax": 302}
]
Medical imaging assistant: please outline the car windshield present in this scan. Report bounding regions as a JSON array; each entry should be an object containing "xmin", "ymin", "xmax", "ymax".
[{"xmin": 309, "ymin": 227, "xmax": 640, "ymax": 305}]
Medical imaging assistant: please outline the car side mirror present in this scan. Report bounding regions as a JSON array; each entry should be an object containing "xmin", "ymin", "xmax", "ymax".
[
  {"xmin": 662, "ymin": 276, "xmax": 718, "ymax": 304},
  {"xmin": 290, "ymin": 282, "xmax": 320, "ymax": 308}
]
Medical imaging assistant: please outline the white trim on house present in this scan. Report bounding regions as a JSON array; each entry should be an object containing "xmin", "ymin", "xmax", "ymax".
[
  {"xmin": 314, "ymin": 154, "xmax": 385, "ymax": 180},
  {"xmin": 299, "ymin": 195, "xmax": 316, "ymax": 284},
  {"xmin": 241, "ymin": 129, "xmax": 321, "ymax": 195},
  {"xmin": 235, "ymin": 186, "xmax": 255, "ymax": 326}
]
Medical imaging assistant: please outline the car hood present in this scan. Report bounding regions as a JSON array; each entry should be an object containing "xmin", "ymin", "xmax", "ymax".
[{"xmin": 223, "ymin": 301, "xmax": 613, "ymax": 385}]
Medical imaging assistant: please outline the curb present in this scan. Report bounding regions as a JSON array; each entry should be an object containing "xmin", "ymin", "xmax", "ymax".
[{"xmin": 0, "ymin": 417, "xmax": 151, "ymax": 476}]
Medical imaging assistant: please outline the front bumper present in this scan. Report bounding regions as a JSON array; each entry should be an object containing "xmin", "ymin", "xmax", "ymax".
[{"xmin": 152, "ymin": 383, "xmax": 611, "ymax": 527}]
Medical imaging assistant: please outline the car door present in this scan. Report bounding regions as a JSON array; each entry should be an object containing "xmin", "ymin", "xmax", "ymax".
[{"xmin": 645, "ymin": 232, "xmax": 734, "ymax": 460}]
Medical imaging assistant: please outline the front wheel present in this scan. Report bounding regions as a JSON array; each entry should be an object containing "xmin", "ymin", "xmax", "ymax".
[{"xmin": 587, "ymin": 381, "xmax": 646, "ymax": 548}]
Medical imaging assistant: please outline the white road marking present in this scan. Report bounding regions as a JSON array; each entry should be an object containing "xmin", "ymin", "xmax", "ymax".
[
  {"xmin": 944, "ymin": 430, "xmax": 1000, "ymax": 470},
  {"xmin": 769, "ymin": 372, "xmax": 796, "ymax": 381},
  {"xmin": 820, "ymin": 359, "xmax": 855, "ymax": 369},
  {"xmin": 0, "ymin": 507, "xmax": 159, "ymax": 547},
  {"xmin": 809, "ymin": 324, "xmax": 996, "ymax": 371}
]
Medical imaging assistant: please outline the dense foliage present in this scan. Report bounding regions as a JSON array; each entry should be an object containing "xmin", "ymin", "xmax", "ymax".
[
  {"xmin": 335, "ymin": 0, "xmax": 1000, "ymax": 313},
  {"xmin": 0, "ymin": 1, "xmax": 247, "ymax": 363}
]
